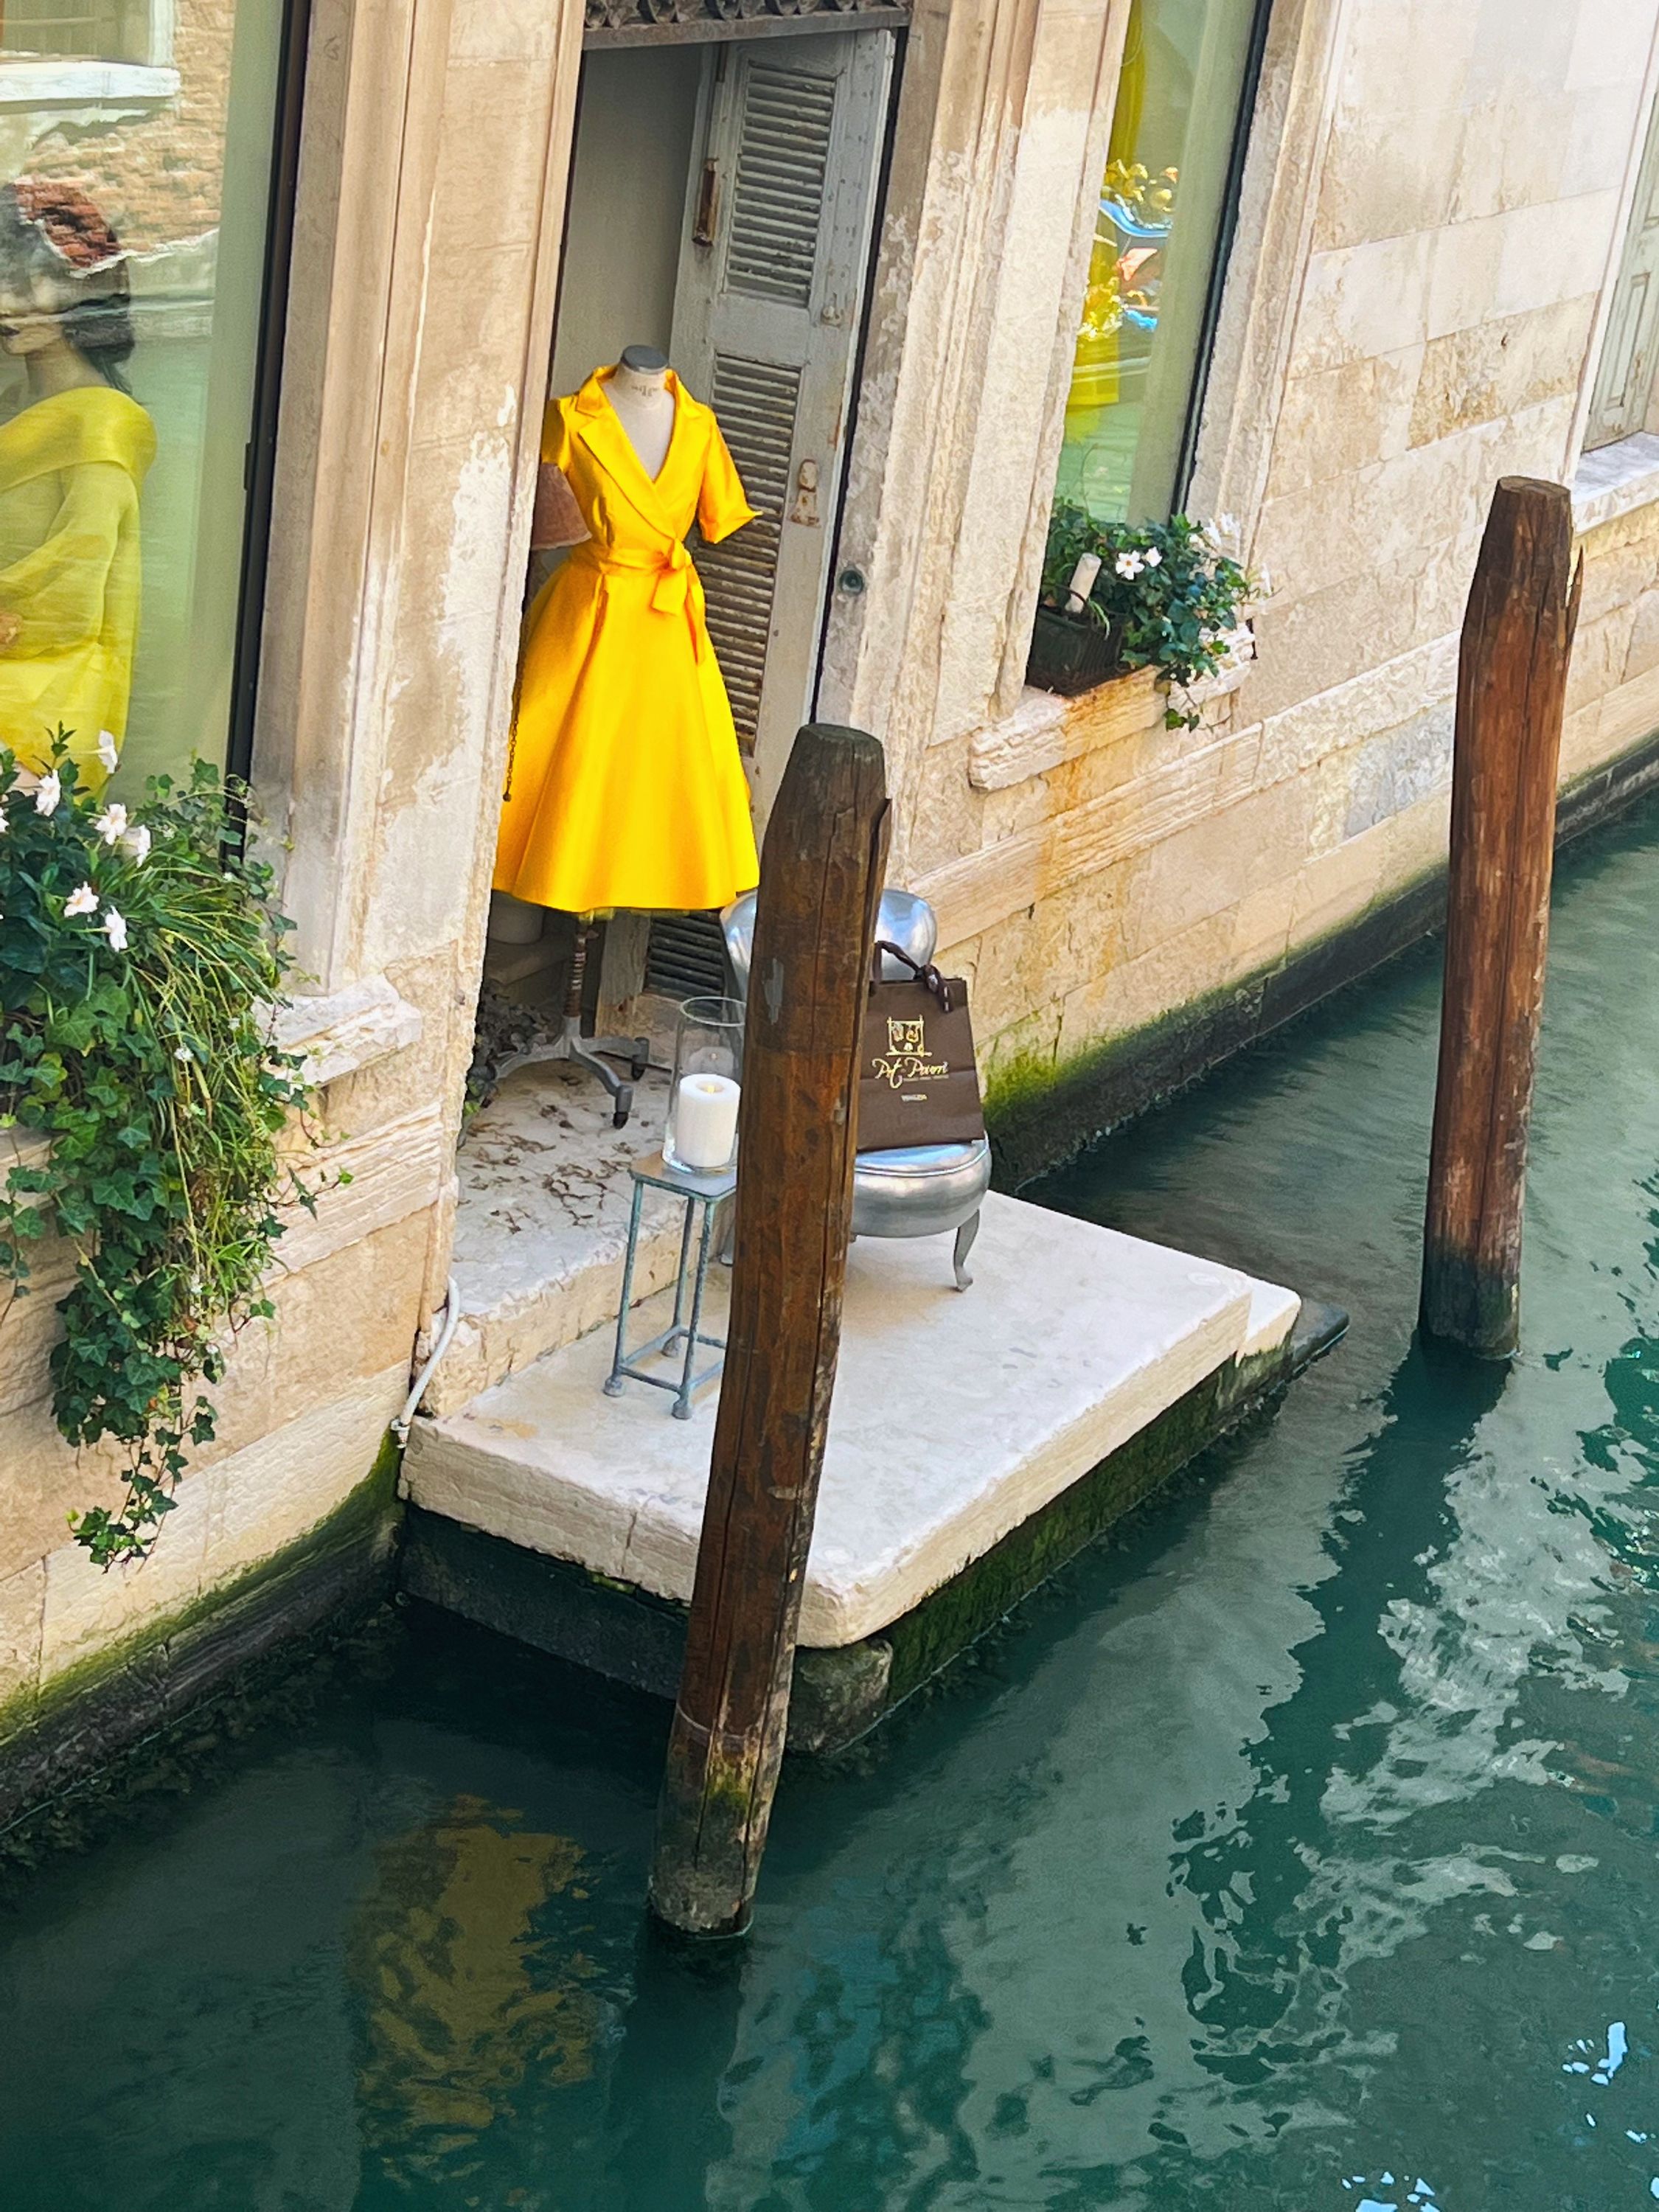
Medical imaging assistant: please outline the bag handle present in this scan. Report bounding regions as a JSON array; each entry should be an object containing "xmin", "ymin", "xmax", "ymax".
[{"xmin": 872, "ymin": 940, "xmax": 956, "ymax": 1013}]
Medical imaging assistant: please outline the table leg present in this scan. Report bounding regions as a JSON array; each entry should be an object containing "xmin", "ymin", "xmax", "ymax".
[
  {"xmin": 674, "ymin": 1196, "xmax": 720, "ymax": 1420},
  {"xmin": 605, "ymin": 1177, "xmax": 648, "ymax": 1396}
]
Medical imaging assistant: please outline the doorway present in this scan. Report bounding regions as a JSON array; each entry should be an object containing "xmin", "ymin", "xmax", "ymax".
[
  {"xmin": 552, "ymin": 24, "xmax": 895, "ymax": 815},
  {"xmin": 488, "ymin": 16, "xmax": 898, "ymax": 1020}
]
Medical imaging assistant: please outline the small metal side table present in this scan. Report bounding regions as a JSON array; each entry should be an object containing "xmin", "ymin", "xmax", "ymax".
[{"xmin": 605, "ymin": 1151, "xmax": 736, "ymax": 1419}]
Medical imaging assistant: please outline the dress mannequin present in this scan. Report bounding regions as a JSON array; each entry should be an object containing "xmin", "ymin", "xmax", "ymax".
[
  {"xmin": 485, "ymin": 344, "xmax": 675, "ymax": 951},
  {"xmin": 493, "ymin": 338, "xmax": 757, "ymax": 916},
  {"xmin": 604, "ymin": 343, "xmax": 675, "ymax": 480},
  {"xmin": 484, "ymin": 342, "xmax": 758, "ymax": 1123}
]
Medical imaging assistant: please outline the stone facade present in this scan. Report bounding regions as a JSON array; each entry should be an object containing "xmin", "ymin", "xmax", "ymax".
[
  {"xmin": 902, "ymin": 0, "xmax": 1659, "ymax": 1152},
  {"xmin": 7, "ymin": 0, "xmax": 1659, "ymax": 1801}
]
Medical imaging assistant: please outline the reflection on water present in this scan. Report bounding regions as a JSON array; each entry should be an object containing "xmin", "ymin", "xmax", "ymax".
[
  {"xmin": 350, "ymin": 1796, "xmax": 602, "ymax": 2188},
  {"xmin": 10, "ymin": 799, "xmax": 1659, "ymax": 2208}
]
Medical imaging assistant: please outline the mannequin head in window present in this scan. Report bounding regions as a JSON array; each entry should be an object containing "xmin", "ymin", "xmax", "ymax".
[{"xmin": 0, "ymin": 181, "xmax": 135, "ymax": 397}]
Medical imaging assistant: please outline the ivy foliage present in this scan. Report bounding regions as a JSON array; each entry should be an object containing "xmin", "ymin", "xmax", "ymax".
[
  {"xmin": 0, "ymin": 736, "xmax": 316, "ymax": 1566},
  {"xmin": 1040, "ymin": 504, "xmax": 1256, "ymax": 728}
]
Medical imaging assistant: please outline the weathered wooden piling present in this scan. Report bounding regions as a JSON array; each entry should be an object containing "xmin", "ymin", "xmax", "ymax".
[
  {"xmin": 649, "ymin": 723, "xmax": 889, "ymax": 1938},
  {"xmin": 1421, "ymin": 476, "xmax": 1581, "ymax": 1357}
]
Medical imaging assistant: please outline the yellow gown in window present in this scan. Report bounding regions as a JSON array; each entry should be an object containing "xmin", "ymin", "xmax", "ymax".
[
  {"xmin": 493, "ymin": 366, "xmax": 762, "ymax": 916},
  {"xmin": 0, "ymin": 383, "xmax": 155, "ymax": 785}
]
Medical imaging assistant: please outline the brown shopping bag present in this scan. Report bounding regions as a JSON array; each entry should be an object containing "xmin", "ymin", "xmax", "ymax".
[{"xmin": 857, "ymin": 942, "xmax": 986, "ymax": 1152}]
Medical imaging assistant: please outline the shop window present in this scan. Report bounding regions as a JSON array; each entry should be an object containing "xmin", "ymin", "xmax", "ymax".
[
  {"xmin": 1585, "ymin": 91, "xmax": 1659, "ymax": 453},
  {"xmin": 1054, "ymin": 0, "xmax": 1263, "ymax": 528},
  {"xmin": 0, "ymin": 0, "xmax": 288, "ymax": 794}
]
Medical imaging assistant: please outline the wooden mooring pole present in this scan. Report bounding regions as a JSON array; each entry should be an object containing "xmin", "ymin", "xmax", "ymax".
[
  {"xmin": 649, "ymin": 723, "xmax": 888, "ymax": 1938},
  {"xmin": 1421, "ymin": 476, "xmax": 1581, "ymax": 1357}
]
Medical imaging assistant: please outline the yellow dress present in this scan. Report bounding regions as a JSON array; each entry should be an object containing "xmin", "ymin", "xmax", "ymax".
[
  {"xmin": 0, "ymin": 384, "xmax": 156, "ymax": 785},
  {"xmin": 493, "ymin": 367, "xmax": 762, "ymax": 914}
]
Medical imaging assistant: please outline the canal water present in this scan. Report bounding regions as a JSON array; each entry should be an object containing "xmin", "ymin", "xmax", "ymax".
[{"xmin": 7, "ymin": 801, "xmax": 1659, "ymax": 2211}]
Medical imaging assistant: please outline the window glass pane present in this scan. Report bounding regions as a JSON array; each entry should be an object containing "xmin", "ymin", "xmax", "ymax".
[
  {"xmin": 1055, "ymin": 0, "xmax": 1256, "ymax": 527},
  {"xmin": 0, "ymin": 0, "xmax": 285, "ymax": 794}
]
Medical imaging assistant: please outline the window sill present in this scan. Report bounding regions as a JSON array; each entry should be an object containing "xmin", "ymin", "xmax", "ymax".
[
  {"xmin": 1573, "ymin": 433, "xmax": 1659, "ymax": 534},
  {"xmin": 0, "ymin": 58, "xmax": 181, "ymax": 111},
  {"xmin": 970, "ymin": 653, "xmax": 1255, "ymax": 793}
]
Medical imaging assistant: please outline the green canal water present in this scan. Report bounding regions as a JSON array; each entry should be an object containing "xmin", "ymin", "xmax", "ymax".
[{"xmin": 9, "ymin": 802, "xmax": 1659, "ymax": 2211}]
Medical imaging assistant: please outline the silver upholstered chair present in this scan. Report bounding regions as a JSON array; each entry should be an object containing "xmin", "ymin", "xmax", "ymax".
[{"xmin": 720, "ymin": 889, "xmax": 992, "ymax": 1290}]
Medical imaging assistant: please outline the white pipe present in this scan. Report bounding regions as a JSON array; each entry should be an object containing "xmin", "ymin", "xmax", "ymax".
[{"xmin": 393, "ymin": 1276, "xmax": 462, "ymax": 1444}]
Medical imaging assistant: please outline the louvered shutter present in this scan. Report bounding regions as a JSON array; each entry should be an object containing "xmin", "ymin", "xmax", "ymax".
[
  {"xmin": 671, "ymin": 32, "xmax": 891, "ymax": 810},
  {"xmin": 1588, "ymin": 94, "xmax": 1659, "ymax": 451}
]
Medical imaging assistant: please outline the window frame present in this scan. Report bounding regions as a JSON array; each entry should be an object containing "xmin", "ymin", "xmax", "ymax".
[{"xmin": 225, "ymin": 0, "xmax": 313, "ymax": 786}]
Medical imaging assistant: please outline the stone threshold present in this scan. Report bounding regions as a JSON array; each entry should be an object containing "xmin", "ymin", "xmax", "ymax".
[
  {"xmin": 1573, "ymin": 432, "xmax": 1659, "ymax": 535},
  {"xmin": 403, "ymin": 1192, "xmax": 1339, "ymax": 1748}
]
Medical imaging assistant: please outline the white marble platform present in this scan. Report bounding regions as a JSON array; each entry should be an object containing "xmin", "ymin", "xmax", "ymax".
[{"xmin": 406, "ymin": 1191, "xmax": 1300, "ymax": 1649}]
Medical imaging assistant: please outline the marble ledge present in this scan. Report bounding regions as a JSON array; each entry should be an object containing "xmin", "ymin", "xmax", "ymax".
[
  {"xmin": 1573, "ymin": 433, "xmax": 1659, "ymax": 535},
  {"xmin": 269, "ymin": 974, "xmax": 424, "ymax": 1088}
]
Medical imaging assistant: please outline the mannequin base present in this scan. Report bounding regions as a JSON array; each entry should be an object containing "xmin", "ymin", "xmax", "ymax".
[{"xmin": 495, "ymin": 1014, "xmax": 653, "ymax": 1129}]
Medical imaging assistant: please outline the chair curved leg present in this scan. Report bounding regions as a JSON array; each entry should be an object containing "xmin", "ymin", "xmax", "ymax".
[{"xmin": 953, "ymin": 1209, "xmax": 980, "ymax": 1292}]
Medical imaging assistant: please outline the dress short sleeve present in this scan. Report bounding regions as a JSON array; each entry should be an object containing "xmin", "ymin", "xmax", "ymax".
[
  {"xmin": 539, "ymin": 400, "xmax": 573, "ymax": 472},
  {"xmin": 697, "ymin": 422, "xmax": 757, "ymax": 545}
]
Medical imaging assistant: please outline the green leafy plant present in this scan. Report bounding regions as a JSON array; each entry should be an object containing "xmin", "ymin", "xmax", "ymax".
[
  {"xmin": 0, "ymin": 735, "xmax": 316, "ymax": 1566},
  {"xmin": 1040, "ymin": 504, "xmax": 1257, "ymax": 728}
]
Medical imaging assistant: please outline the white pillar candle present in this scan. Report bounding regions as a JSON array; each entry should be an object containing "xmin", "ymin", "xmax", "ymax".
[{"xmin": 672, "ymin": 1073, "xmax": 740, "ymax": 1169}]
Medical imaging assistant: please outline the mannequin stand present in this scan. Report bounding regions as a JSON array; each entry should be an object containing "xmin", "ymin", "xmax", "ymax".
[{"xmin": 493, "ymin": 920, "xmax": 652, "ymax": 1129}]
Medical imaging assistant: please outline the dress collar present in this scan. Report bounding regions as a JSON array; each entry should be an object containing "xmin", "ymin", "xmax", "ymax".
[{"xmin": 571, "ymin": 366, "xmax": 693, "ymax": 520}]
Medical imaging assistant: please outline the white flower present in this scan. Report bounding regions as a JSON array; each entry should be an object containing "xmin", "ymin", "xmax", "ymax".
[
  {"xmin": 63, "ymin": 882, "xmax": 98, "ymax": 917},
  {"xmin": 33, "ymin": 770, "xmax": 60, "ymax": 815},
  {"xmin": 1144, "ymin": 546, "xmax": 1162, "ymax": 568},
  {"xmin": 121, "ymin": 822, "xmax": 151, "ymax": 865},
  {"xmin": 96, "ymin": 730, "xmax": 119, "ymax": 774},
  {"xmin": 1114, "ymin": 550, "xmax": 1145, "ymax": 580},
  {"xmin": 94, "ymin": 801, "xmax": 128, "ymax": 846},
  {"xmin": 174, "ymin": 1043, "xmax": 192, "ymax": 1063},
  {"xmin": 100, "ymin": 905, "xmax": 128, "ymax": 953}
]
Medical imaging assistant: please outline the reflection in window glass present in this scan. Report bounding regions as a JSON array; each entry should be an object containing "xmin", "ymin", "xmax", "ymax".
[
  {"xmin": 1055, "ymin": 0, "xmax": 1258, "ymax": 526},
  {"xmin": 0, "ymin": 0, "xmax": 284, "ymax": 793}
]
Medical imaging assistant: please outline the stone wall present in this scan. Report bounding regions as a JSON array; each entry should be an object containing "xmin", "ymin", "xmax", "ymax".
[
  {"xmin": 902, "ymin": 0, "xmax": 1659, "ymax": 1153},
  {"xmin": 0, "ymin": 974, "xmax": 442, "ymax": 1796},
  {"xmin": 0, "ymin": 0, "xmax": 586, "ymax": 1810}
]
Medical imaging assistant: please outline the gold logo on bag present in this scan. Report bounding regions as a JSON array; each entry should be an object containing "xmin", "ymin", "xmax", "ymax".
[{"xmin": 888, "ymin": 1016, "xmax": 926, "ymax": 1054}]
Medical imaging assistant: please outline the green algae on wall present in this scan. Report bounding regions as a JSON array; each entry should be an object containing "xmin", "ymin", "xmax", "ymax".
[
  {"xmin": 0, "ymin": 1433, "xmax": 403, "ymax": 1831},
  {"xmin": 984, "ymin": 720, "xmax": 1659, "ymax": 1186}
]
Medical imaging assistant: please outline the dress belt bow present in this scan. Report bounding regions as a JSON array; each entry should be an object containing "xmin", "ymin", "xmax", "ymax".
[{"xmin": 587, "ymin": 540, "xmax": 708, "ymax": 661}]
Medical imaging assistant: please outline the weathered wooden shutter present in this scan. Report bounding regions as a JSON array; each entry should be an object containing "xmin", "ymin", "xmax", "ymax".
[
  {"xmin": 1587, "ymin": 95, "xmax": 1659, "ymax": 450},
  {"xmin": 671, "ymin": 32, "xmax": 891, "ymax": 810}
]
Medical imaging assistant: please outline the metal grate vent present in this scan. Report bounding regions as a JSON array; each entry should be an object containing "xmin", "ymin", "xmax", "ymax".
[
  {"xmin": 644, "ymin": 911, "xmax": 730, "ymax": 1003},
  {"xmin": 695, "ymin": 352, "xmax": 800, "ymax": 747},
  {"xmin": 723, "ymin": 61, "xmax": 836, "ymax": 309}
]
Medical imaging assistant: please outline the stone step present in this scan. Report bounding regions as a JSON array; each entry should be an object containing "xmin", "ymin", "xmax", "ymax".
[{"xmin": 407, "ymin": 1191, "xmax": 1306, "ymax": 1656}]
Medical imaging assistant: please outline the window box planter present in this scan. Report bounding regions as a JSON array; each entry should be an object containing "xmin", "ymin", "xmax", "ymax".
[{"xmin": 1026, "ymin": 604, "xmax": 1126, "ymax": 698}]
